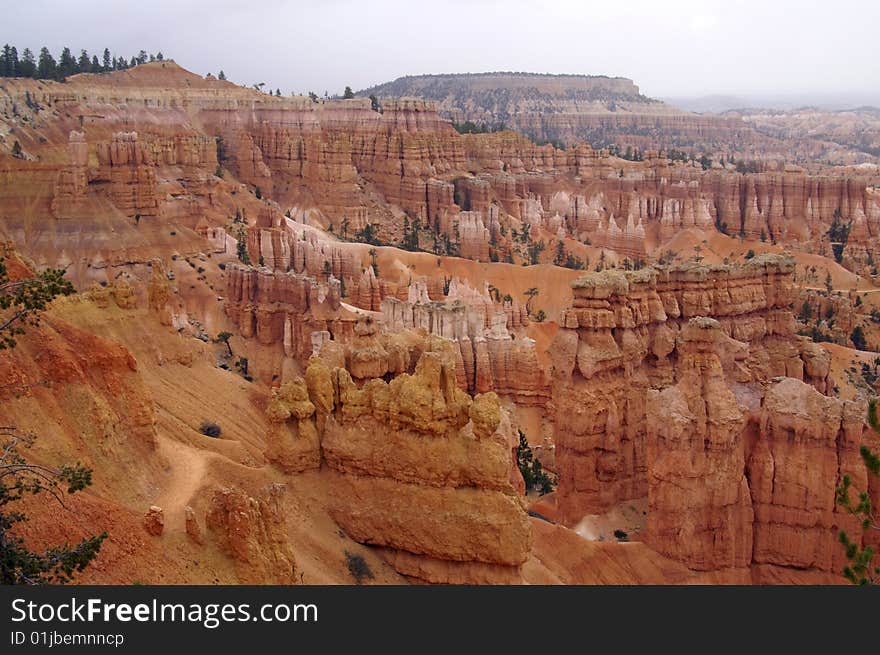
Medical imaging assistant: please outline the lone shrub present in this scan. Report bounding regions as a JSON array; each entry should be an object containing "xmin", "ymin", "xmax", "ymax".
[
  {"xmin": 345, "ymin": 551, "xmax": 374, "ymax": 584},
  {"xmin": 199, "ymin": 422, "xmax": 221, "ymax": 438}
]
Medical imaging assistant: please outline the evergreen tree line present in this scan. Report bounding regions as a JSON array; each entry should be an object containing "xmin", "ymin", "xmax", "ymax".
[{"xmin": 1, "ymin": 44, "xmax": 167, "ymax": 81}]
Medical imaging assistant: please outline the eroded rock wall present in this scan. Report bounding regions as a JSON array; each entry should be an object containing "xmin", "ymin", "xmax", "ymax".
[
  {"xmin": 263, "ymin": 348, "xmax": 531, "ymax": 582},
  {"xmin": 551, "ymin": 255, "xmax": 871, "ymax": 575}
]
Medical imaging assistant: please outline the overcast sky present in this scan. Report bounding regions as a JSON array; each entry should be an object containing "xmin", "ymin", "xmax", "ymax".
[{"xmin": 6, "ymin": 0, "xmax": 879, "ymax": 100}]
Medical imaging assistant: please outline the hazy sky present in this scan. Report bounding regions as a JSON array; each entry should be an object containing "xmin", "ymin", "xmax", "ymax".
[{"xmin": 6, "ymin": 0, "xmax": 879, "ymax": 99}]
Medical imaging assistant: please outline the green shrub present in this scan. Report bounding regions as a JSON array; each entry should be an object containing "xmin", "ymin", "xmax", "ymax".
[
  {"xmin": 345, "ymin": 551, "xmax": 374, "ymax": 584},
  {"xmin": 199, "ymin": 422, "xmax": 221, "ymax": 438}
]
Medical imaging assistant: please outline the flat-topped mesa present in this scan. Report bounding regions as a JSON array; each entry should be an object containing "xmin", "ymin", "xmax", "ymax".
[
  {"xmin": 359, "ymin": 72, "xmax": 752, "ymax": 153},
  {"xmin": 552, "ymin": 254, "xmax": 832, "ymax": 528}
]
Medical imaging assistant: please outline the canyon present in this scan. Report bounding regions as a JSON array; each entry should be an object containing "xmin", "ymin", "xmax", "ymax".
[{"xmin": 0, "ymin": 61, "xmax": 878, "ymax": 585}]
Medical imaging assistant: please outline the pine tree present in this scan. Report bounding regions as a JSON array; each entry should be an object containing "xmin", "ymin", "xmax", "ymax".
[
  {"xmin": 235, "ymin": 226, "xmax": 251, "ymax": 265},
  {"xmin": 102, "ymin": 48, "xmax": 111, "ymax": 71},
  {"xmin": 0, "ymin": 257, "xmax": 103, "ymax": 584},
  {"xmin": 58, "ymin": 47, "xmax": 76, "ymax": 79},
  {"xmin": 0, "ymin": 427, "xmax": 106, "ymax": 584},
  {"xmin": 1, "ymin": 45, "xmax": 12, "ymax": 77},
  {"xmin": 799, "ymin": 300, "xmax": 812, "ymax": 322},
  {"xmin": 37, "ymin": 47, "xmax": 56, "ymax": 79},
  {"xmin": 5, "ymin": 45, "xmax": 20, "ymax": 77},
  {"xmin": 555, "ymin": 240, "xmax": 565, "ymax": 266},
  {"xmin": 515, "ymin": 430, "xmax": 555, "ymax": 495},
  {"xmin": 827, "ymin": 209, "xmax": 851, "ymax": 264},
  {"xmin": 91, "ymin": 55, "xmax": 99, "ymax": 72},
  {"xmin": 156, "ymin": 52, "xmax": 164, "ymax": 61},
  {"xmin": 851, "ymin": 326, "xmax": 868, "ymax": 351},
  {"xmin": 218, "ymin": 70, "xmax": 226, "ymax": 80},
  {"xmin": 1, "ymin": 256, "xmax": 74, "ymax": 349},
  {"xmin": 78, "ymin": 50, "xmax": 90, "ymax": 73},
  {"xmin": 343, "ymin": 85, "xmax": 355, "ymax": 99},
  {"xmin": 19, "ymin": 48, "xmax": 36, "ymax": 77}
]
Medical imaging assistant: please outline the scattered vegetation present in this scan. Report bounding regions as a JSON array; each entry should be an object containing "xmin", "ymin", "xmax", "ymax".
[
  {"xmin": 400, "ymin": 216, "xmax": 421, "ymax": 251},
  {"xmin": 452, "ymin": 120, "xmax": 505, "ymax": 134},
  {"xmin": 609, "ymin": 145, "xmax": 644, "ymax": 161},
  {"xmin": 869, "ymin": 399, "xmax": 880, "ymax": 432},
  {"xmin": 353, "ymin": 223, "xmax": 381, "ymax": 246},
  {"xmin": 835, "ymin": 444, "xmax": 879, "ymax": 584}
]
